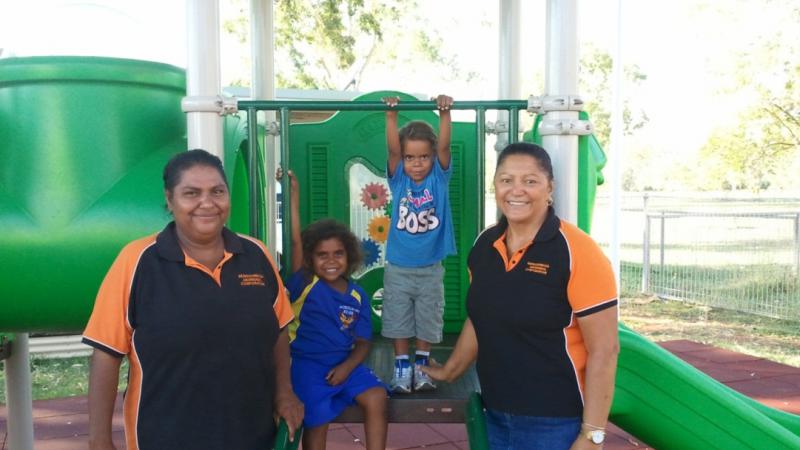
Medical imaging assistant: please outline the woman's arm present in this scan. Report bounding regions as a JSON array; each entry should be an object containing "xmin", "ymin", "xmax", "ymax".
[
  {"xmin": 571, "ymin": 306, "xmax": 619, "ymax": 450},
  {"xmin": 273, "ymin": 327, "xmax": 304, "ymax": 441},
  {"xmin": 326, "ymin": 338, "xmax": 371, "ymax": 386},
  {"xmin": 421, "ymin": 318, "xmax": 478, "ymax": 383},
  {"xmin": 88, "ymin": 349, "xmax": 122, "ymax": 450},
  {"xmin": 434, "ymin": 95, "xmax": 453, "ymax": 170}
]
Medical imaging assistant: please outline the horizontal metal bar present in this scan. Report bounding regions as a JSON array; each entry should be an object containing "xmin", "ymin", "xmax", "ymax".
[
  {"xmin": 645, "ymin": 210, "xmax": 800, "ymax": 219},
  {"xmin": 237, "ymin": 99, "xmax": 528, "ymax": 112},
  {"xmin": 29, "ymin": 335, "xmax": 92, "ymax": 358}
]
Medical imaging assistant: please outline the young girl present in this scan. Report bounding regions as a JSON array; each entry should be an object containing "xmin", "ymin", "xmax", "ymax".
[{"xmin": 283, "ymin": 170, "xmax": 388, "ymax": 450}]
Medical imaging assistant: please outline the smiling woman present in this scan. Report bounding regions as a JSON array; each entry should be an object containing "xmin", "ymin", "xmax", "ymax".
[
  {"xmin": 424, "ymin": 142, "xmax": 620, "ymax": 450},
  {"xmin": 163, "ymin": 152, "xmax": 231, "ymax": 267},
  {"xmin": 81, "ymin": 149, "xmax": 304, "ymax": 450}
]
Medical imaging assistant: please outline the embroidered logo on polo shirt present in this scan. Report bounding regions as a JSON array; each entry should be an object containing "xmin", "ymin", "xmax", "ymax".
[
  {"xmin": 525, "ymin": 262, "xmax": 549, "ymax": 275},
  {"xmin": 238, "ymin": 273, "xmax": 265, "ymax": 286},
  {"xmin": 338, "ymin": 305, "xmax": 359, "ymax": 331}
]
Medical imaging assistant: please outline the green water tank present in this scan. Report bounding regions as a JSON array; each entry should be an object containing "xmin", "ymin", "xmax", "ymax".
[{"xmin": 0, "ymin": 56, "xmax": 251, "ymax": 332}]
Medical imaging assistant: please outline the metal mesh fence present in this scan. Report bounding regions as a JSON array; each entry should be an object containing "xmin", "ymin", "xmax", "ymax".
[{"xmin": 591, "ymin": 193, "xmax": 800, "ymax": 320}]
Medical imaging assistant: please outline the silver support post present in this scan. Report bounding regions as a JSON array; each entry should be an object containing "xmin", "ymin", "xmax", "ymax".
[
  {"xmin": 497, "ymin": 0, "xmax": 522, "ymax": 152},
  {"xmin": 543, "ymin": 0, "xmax": 580, "ymax": 224},
  {"xmin": 251, "ymin": 0, "xmax": 278, "ymax": 252},
  {"xmin": 609, "ymin": 0, "xmax": 624, "ymax": 291},
  {"xmin": 185, "ymin": 0, "xmax": 223, "ymax": 157},
  {"xmin": 4, "ymin": 333, "xmax": 35, "ymax": 450}
]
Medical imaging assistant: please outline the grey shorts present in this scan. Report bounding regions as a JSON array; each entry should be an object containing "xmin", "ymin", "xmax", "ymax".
[{"xmin": 381, "ymin": 262, "xmax": 445, "ymax": 343}]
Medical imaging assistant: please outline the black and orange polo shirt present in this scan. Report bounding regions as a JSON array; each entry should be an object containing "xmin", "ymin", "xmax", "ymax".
[
  {"xmin": 467, "ymin": 208, "xmax": 617, "ymax": 417},
  {"xmin": 82, "ymin": 222, "xmax": 293, "ymax": 450}
]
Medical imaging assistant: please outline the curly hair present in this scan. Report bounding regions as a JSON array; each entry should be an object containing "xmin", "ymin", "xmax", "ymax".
[{"xmin": 301, "ymin": 219, "xmax": 363, "ymax": 277}]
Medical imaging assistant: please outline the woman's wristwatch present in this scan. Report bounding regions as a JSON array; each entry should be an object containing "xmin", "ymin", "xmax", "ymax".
[{"xmin": 585, "ymin": 429, "xmax": 606, "ymax": 445}]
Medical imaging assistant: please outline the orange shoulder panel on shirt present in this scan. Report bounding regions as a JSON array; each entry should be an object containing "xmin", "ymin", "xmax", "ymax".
[
  {"xmin": 559, "ymin": 221, "xmax": 618, "ymax": 312},
  {"xmin": 83, "ymin": 234, "xmax": 157, "ymax": 355},
  {"xmin": 238, "ymin": 234, "xmax": 294, "ymax": 329}
]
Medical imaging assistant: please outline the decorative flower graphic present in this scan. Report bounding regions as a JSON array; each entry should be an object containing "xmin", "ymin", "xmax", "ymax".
[
  {"xmin": 383, "ymin": 199, "xmax": 393, "ymax": 217},
  {"xmin": 360, "ymin": 238, "xmax": 381, "ymax": 268},
  {"xmin": 360, "ymin": 182, "xmax": 389, "ymax": 210},
  {"xmin": 368, "ymin": 215, "xmax": 390, "ymax": 243}
]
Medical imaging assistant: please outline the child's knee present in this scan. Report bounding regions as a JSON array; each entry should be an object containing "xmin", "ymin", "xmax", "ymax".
[{"xmin": 359, "ymin": 387, "xmax": 388, "ymax": 411}]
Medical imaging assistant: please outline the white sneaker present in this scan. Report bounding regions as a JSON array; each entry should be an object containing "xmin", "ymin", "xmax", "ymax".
[
  {"xmin": 413, "ymin": 365, "xmax": 436, "ymax": 392},
  {"xmin": 390, "ymin": 360, "xmax": 412, "ymax": 394}
]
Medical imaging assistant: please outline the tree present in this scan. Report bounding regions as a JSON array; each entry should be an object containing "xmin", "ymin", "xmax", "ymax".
[
  {"xmin": 695, "ymin": 0, "xmax": 800, "ymax": 191},
  {"xmin": 579, "ymin": 45, "xmax": 649, "ymax": 149},
  {"xmin": 223, "ymin": 0, "xmax": 476, "ymax": 90}
]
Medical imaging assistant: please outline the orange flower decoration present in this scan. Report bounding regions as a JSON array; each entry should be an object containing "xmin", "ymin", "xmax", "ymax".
[{"xmin": 368, "ymin": 215, "xmax": 390, "ymax": 243}]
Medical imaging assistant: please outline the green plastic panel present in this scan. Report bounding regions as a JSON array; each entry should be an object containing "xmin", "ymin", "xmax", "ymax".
[
  {"xmin": 0, "ymin": 56, "xmax": 250, "ymax": 332},
  {"xmin": 465, "ymin": 392, "xmax": 489, "ymax": 450},
  {"xmin": 286, "ymin": 91, "xmax": 479, "ymax": 333},
  {"xmin": 273, "ymin": 419, "xmax": 302, "ymax": 450}
]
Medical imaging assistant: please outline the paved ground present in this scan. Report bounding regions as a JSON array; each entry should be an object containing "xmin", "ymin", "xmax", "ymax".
[{"xmin": 2, "ymin": 340, "xmax": 799, "ymax": 449}]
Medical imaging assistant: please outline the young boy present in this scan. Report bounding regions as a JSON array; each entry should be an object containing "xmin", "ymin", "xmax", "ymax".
[{"xmin": 382, "ymin": 95, "xmax": 456, "ymax": 393}]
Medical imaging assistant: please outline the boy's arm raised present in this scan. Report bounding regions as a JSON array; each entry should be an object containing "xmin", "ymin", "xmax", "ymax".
[
  {"xmin": 383, "ymin": 96, "xmax": 402, "ymax": 177},
  {"xmin": 434, "ymin": 95, "xmax": 453, "ymax": 170}
]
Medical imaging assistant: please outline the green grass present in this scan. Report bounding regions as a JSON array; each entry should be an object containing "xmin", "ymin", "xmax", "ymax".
[{"xmin": 0, "ymin": 356, "xmax": 128, "ymax": 404}]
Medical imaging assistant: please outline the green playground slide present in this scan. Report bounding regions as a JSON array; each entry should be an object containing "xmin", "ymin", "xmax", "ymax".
[{"xmin": 611, "ymin": 325, "xmax": 800, "ymax": 449}]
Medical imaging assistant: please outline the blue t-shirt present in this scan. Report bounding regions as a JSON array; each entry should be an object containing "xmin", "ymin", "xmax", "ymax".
[
  {"xmin": 287, "ymin": 269, "xmax": 372, "ymax": 366},
  {"xmin": 385, "ymin": 158, "xmax": 456, "ymax": 267}
]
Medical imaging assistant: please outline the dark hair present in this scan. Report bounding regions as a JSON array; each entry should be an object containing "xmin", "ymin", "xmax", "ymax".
[
  {"xmin": 399, "ymin": 120, "xmax": 437, "ymax": 153},
  {"xmin": 301, "ymin": 219, "xmax": 363, "ymax": 278},
  {"xmin": 163, "ymin": 149, "xmax": 228, "ymax": 192},
  {"xmin": 496, "ymin": 142, "xmax": 554, "ymax": 182}
]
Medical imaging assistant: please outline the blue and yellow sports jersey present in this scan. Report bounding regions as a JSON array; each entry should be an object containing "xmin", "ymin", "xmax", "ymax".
[{"xmin": 287, "ymin": 269, "xmax": 372, "ymax": 366}]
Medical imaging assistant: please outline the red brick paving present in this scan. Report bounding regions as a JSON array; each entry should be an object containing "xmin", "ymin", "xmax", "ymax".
[{"xmin": 2, "ymin": 340, "xmax": 798, "ymax": 449}]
